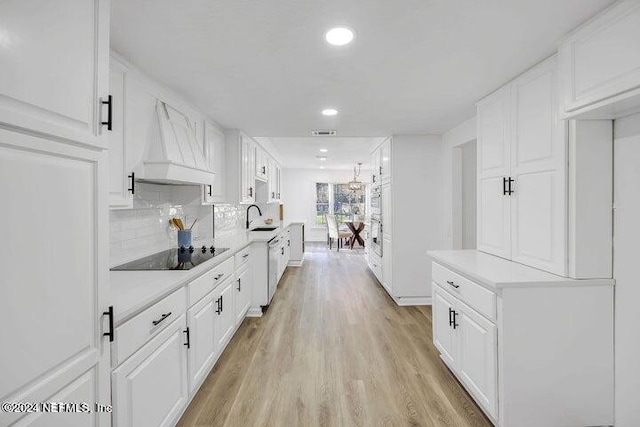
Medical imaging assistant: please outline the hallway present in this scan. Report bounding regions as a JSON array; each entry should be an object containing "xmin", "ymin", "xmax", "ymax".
[{"xmin": 178, "ymin": 243, "xmax": 491, "ymax": 426}]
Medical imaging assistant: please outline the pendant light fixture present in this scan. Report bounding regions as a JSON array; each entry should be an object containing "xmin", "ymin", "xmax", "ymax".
[{"xmin": 348, "ymin": 162, "xmax": 363, "ymax": 191}]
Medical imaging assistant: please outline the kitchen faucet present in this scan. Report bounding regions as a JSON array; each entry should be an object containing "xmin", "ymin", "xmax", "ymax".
[{"xmin": 246, "ymin": 204, "xmax": 262, "ymax": 229}]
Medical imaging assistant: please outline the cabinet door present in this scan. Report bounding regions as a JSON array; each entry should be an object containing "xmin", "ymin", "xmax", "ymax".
[
  {"xmin": 203, "ymin": 122, "xmax": 225, "ymax": 203},
  {"xmin": 215, "ymin": 280, "xmax": 236, "ymax": 350},
  {"xmin": 285, "ymin": 237, "xmax": 292, "ymax": 266},
  {"xmin": 109, "ymin": 59, "xmax": 133, "ymax": 209},
  {"xmin": 477, "ymin": 176, "xmax": 511, "ymax": 259},
  {"xmin": 477, "ymin": 86, "xmax": 512, "ymax": 259},
  {"xmin": 381, "ymin": 138, "xmax": 392, "ymax": 184},
  {"xmin": 235, "ymin": 267, "xmax": 252, "ymax": 324},
  {"xmin": 0, "ymin": 0, "xmax": 110, "ymax": 148},
  {"xmin": 187, "ymin": 293, "xmax": 217, "ymax": 393},
  {"xmin": 432, "ymin": 285, "xmax": 458, "ymax": 370},
  {"xmin": 240, "ymin": 136, "xmax": 254, "ymax": 203},
  {"xmin": 112, "ymin": 315, "xmax": 189, "ymax": 427},
  {"xmin": 457, "ymin": 302, "xmax": 498, "ymax": 419},
  {"xmin": 381, "ymin": 184, "xmax": 392, "ymax": 236},
  {"xmin": 510, "ymin": 58, "xmax": 567, "ymax": 276},
  {"xmin": 371, "ymin": 147, "xmax": 381, "ymax": 186},
  {"xmin": 0, "ymin": 131, "xmax": 110, "ymax": 427},
  {"xmin": 382, "ymin": 235, "xmax": 392, "ymax": 294}
]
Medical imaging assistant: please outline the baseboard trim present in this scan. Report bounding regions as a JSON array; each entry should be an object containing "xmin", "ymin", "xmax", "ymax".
[
  {"xmin": 246, "ymin": 307, "xmax": 263, "ymax": 318},
  {"xmin": 288, "ymin": 259, "xmax": 304, "ymax": 267},
  {"xmin": 394, "ymin": 296, "xmax": 432, "ymax": 306}
]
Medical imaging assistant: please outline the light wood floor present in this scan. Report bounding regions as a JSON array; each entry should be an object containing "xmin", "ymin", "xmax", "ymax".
[{"xmin": 178, "ymin": 243, "xmax": 492, "ymax": 427}]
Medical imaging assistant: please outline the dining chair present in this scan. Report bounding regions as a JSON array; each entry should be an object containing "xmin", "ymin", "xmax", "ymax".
[{"xmin": 325, "ymin": 214, "xmax": 352, "ymax": 251}]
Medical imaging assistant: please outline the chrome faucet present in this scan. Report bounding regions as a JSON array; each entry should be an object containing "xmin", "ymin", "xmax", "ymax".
[{"xmin": 246, "ymin": 204, "xmax": 262, "ymax": 229}]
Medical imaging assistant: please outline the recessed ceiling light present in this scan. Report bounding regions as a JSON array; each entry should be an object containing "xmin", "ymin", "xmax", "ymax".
[
  {"xmin": 322, "ymin": 109, "xmax": 338, "ymax": 116},
  {"xmin": 320, "ymin": 166, "xmax": 325, "ymax": 169},
  {"xmin": 319, "ymin": 148, "xmax": 328, "ymax": 153},
  {"xmin": 319, "ymin": 157, "xmax": 327, "ymax": 161},
  {"xmin": 325, "ymin": 27, "xmax": 354, "ymax": 46}
]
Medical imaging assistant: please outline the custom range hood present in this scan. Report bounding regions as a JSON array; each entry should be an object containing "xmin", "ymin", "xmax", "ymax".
[{"xmin": 139, "ymin": 100, "xmax": 216, "ymax": 186}]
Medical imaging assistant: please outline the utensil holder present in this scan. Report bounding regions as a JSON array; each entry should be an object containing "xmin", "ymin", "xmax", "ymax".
[{"xmin": 178, "ymin": 230, "xmax": 192, "ymax": 247}]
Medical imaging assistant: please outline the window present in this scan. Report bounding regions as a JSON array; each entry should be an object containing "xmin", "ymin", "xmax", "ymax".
[
  {"xmin": 315, "ymin": 182, "xmax": 366, "ymax": 226},
  {"xmin": 315, "ymin": 183, "xmax": 330, "ymax": 225}
]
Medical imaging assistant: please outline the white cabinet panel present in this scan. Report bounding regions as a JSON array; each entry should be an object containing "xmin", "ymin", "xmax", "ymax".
[
  {"xmin": 560, "ymin": 1, "xmax": 640, "ymax": 116},
  {"xmin": 432, "ymin": 286, "xmax": 457, "ymax": 369},
  {"xmin": 477, "ymin": 87, "xmax": 510, "ymax": 179},
  {"xmin": 235, "ymin": 267, "xmax": 252, "ymax": 324},
  {"xmin": 109, "ymin": 59, "xmax": 134, "ymax": 209},
  {"xmin": 0, "ymin": 0, "xmax": 110, "ymax": 148},
  {"xmin": 382, "ymin": 235, "xmax": 392, "ymax": 294},
  {"xmin": 187, "ymin": 292, "xmax": 217, "ymax": 393},
  {"xmin": 215, "ymin": 280, "xmax": 235, "ymax": 350},
  {"xmin": 202, "ymin": 121, "xmax": 225, "ymax": 204},
  {"xmin": 457, "ymin": 302, "xmax": 498, "ymax": 419},
  {"xmin": 381, "ymin": 138, "xmax": 391, "ymax": 184},
  {"xmin": 477, "ymin": 177, "xmax": 511, "ymax": 259},
  {"xmin": 112, "ymin": 315, "xmax": 188, "ymax": 427},
  {"xmin": 0, "ymin": 131, "xmax": 110, "ymax": 427}
]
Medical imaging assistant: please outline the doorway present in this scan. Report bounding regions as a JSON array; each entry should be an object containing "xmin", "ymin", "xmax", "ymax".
[{"xmin": 453, "ymin": 140, "xmax": 477, "ymax": 249}]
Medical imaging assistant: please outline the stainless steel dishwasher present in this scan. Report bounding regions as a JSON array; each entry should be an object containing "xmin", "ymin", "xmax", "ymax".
[{"xmin": 267, "ymin": 236, "xmax": 281, "ymax": 304}]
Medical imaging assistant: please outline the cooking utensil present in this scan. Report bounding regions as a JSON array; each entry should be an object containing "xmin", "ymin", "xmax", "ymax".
[{"xmin": 189, "ymin": 218, "xmax": 198, "ymax": 230}]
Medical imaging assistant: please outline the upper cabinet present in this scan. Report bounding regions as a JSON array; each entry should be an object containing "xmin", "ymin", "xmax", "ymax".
[
  {"xmin": 559, "ymin": 1, "xmax": 640, "ymax": 119},
  {"xmin": 477, "ymin": 56, "xmax": 567, "ymax": 276},
  {"xmin": 0, "ymin": 0, "xmax": 110, "ymax": 149},
  {"xmin": 202, "ymin": 121, "xmax": 225, "ymax": 204},
  {"xmin": 255, "ymin": 146, "xmax": 269, "ymax": 181},
  {"xmin": 225, "ymin": 130, "xmax": 255, "ymax": 204},
  {"xmin": 371, "ymin": 146, "xmax": 381, "ymax": 186},
  {"xmin": 380, "ymin": 138, "xmax": 392, "ymax": 184}
]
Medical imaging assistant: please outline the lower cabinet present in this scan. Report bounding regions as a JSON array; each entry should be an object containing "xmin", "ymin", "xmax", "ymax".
[
  {"xmin": 112, "ymin": 314, "xmax": 189, "ymax": 427},
  {"xmin": 235, "ymin": 266, "xmax": 252, "ymax": 323},
  {"xmin": 432, "ymin": 284, "xmax": 498, "ymax": 419},
  {"xmin": 186, "ymin": 292, "xmax": 218, "ymax": 393},
  {"xmin": 214, "ymin": 278, "xmax": 236, "ymax": 350}
]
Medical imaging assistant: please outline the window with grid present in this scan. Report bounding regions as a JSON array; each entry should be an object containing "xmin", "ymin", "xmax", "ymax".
[
  {"xmin": 315, "ymin": 183, "xmax": 330, "ymax": 225},
  {"xmin": 314, "ymin": 182, "xmax": 366, "ymax": 226}
]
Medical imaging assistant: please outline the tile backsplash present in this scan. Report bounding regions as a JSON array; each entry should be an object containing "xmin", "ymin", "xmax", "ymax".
[{"xmin": 109, "ymin": 182, "xmax": 276, "ymax": 267}]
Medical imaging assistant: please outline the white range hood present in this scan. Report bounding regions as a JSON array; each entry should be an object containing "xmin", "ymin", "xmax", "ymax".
[{"xmin": 140, "ymin": 101, "xmax": 216, "ymax": 186}]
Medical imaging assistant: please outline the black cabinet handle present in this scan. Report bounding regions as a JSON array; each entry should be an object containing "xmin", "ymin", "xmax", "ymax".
[
  {"xmin": 249, "ymin": 187, "xmax": 253, "ymax": 197},
  {"xmin": 281, "ymin": 247, "xmax": 284, "ymax": 255},
  {"xmin": 448, "ymin": 307, "xmax": 454, "ymax": 328},
  {"xmin": 220, "ymin": 295, "xmax": 223, "ymax": 312},
  {"xmin": 183, "ymin": 327, "xmax": 190, "ymax": 349},
  {"xmin": 128, "ymin": 172, "xmax": 135, "ymax": 194},
  {"xmin": 152, "ymin": 312, "xmax": 172, "ymax": 326},
  {"xmin": 372, "ymin": 175, "xmax": 376, "ymax": 183},
  {"xmin": 237, "ymin": 278, "xmax": 241, "ymax": 292},
  {"xmin": 271, "ymin": 192, "xmax": 275, "ymax": 198},
  {"xmin": 503, "ymin": 177, "xmax": 508, "ymax": 195},
  {"xmin": 101, "ymin": 95, "xmax": 113, "ymax": 131},
  {"xmin": 216, "ymin": 297, "xmax": 222, "ymax": 314},
  {"xmin": 103, "ymin": 306, "xmax": 114, "ymax": 342},
  {"xmin": 242, "ymin": 253, "xmax": 249, "ymax": 259},
  {"xmin": 208, "ymin": 185, "xmax": 213, "ymax": 197},
  {"xmin": 452, "ymin": 310, "xmax": 459, "ymax": 329},
  {"xmin": 288, "ymin": 239, "xmax": 290, "ymax": 247},
  {"xmin": 379, "ymin": 166, "xmax": 382, "ymax": 175},
  {"xmin": 508, "ymin": 177, "xmax": 515, "ymax": 195},
  {"xmin": 214, "ymin": 273, "xmax": 224, "ymax": 281},
  {"xmin": 446, "ymin": 280, "xmax": 460, "ymax": 289},
  {"xmin": 262, "ymin": 166, "xmax": 266, "ymax": 174}
]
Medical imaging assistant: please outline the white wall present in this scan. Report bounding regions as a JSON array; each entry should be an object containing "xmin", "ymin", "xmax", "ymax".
[
  {"xmin": 281, "ymin": 168, "xmax": 371, "ymax": 241},
  {"xmin": 441, "ymin": 116, "xmax": 477, "ymax": 249},
  {"xmin": 613, "ymin": 112, "xmax": 640, "ymax": 427},
  {"xmin": 460, "ymin": 141, "xmax": 477, "ymax": 249}
]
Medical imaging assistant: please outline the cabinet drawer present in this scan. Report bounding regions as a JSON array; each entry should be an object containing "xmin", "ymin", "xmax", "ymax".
[
  {"xmin": 188, "ymin": 257, "xmax": 234, "ymax": 307},
  {"xmin": 235, "ymin": 246, "xmax": 251, "ymax": 271},
  {"xmin": 432, "ymin": 263, "xmax": 496, "ymax": 321},
  {"xmin": 114, "ymin": 287, "xmax": 186, "ymax": 366}
]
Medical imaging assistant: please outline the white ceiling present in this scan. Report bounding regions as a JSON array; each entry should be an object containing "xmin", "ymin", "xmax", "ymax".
[
  {"xmin": 111, "ymin": 0, "xmax": 614, "ymax": 137},
  {"xmin": 256, "ymin": 137, "xmax": 382, "ymax": 169}
]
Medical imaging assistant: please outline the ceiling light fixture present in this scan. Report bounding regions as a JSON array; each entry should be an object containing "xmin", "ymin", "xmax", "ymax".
[
  {"xmin": 349, "ymin": 162, "xmax": 363, "ymax": 192},
  {"xmin": 320, "ymin": 148, "xmax": 328, "ymax": 153},
  {"xmin": 325, "ymin": 27, "xmax": 355, "ymax": 46},
  {"xmin": 322, "ymin": 108, "xmax": 338, "ymax": 116}
]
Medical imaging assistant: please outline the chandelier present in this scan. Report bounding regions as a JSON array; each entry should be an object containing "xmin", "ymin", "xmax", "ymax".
[{"xmin": 348, "ymin": 162, "xmax": 363, "ymax": 191}]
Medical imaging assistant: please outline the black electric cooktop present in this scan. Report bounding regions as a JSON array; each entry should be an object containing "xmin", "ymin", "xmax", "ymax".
[{"xmin": 111, "ymin": 246, "xmax": 230, "ymax": 271}]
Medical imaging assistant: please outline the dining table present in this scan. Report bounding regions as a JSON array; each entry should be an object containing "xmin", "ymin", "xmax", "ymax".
[{"xmin": 345, "ymin": 220, "xmax": 365, "ymax": 249}]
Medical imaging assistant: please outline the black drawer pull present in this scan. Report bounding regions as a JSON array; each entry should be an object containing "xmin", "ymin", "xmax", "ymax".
[
  {"xmin": 447, "ymin": 280, "xmax": 460, "ymax": 289},
  {"xmin": 242, "ymin": 253, "xmax": 249, "ymax": 259},
  {"xmin": 103, "ymin": 306, "xmax": 114, "ymax": 342},
  {"xmin": 152, "ymin": 312, "xmax": 172, "ymax": 326},
  {"xmin": 214, "ymin": 273, "xmax": 224, "ymax": 281},
  {"xmin": 101, "ymin": 95, "xmax": 113, "ymax": 131},
  {"xmin": 237, "ymin": 278, "xmax": 241, "ymax": 292},
  {"xmin": 183, "ymin": 327, "xmax": 190, "ymax": 349},
  {"xmin": 452, "ymin": 310, "xmax": 459, "ymax": 329},
  {"xmin": 448, "ymin": 307, "xmax": 454, "ymax": 327},
  {"xmin": 128, "ymin": 172, "xmax": 135, "ymax": 194},
  {"xmin": 216, "ymin": 297, "xmax": 222, "ymax": 314}
]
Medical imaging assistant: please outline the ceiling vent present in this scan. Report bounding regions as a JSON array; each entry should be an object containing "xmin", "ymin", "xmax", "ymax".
[{"xmin": 311, "ymin": 129, "xmax": 337, "ymax": 136}]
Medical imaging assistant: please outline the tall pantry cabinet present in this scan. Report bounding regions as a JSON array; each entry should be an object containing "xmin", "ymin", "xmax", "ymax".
[{"xmin": 0, "ymin": 1, "xmax": 112, "ymax": 426}]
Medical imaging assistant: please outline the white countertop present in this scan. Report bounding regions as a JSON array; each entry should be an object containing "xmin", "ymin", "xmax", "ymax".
[
  {"xmin": 427, "ymin": 250, "xmax": 615, "ymax": 289},
  {"xmin": 110, "ymin": 221, "xmax": 303, "ymax": 325}
]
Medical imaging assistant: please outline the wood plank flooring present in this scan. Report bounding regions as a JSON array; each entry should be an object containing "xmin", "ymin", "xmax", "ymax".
[{"xmin": 177, "ymin": 243, "xmax": 492, "ymax": 427}]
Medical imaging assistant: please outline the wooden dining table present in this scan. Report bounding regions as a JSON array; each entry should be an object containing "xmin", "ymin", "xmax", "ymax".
[{"xmin": 345, "ymin": 221, "xmax": 365, "ymax": 249}]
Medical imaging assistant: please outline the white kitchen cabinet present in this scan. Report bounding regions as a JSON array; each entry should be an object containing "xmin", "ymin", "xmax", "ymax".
[
  {"xmin": 235, "ymin": 266, "xmax": 252, "ymax": 324},
  {"xmin": 559, "ymin": 1, "xmax": 640, "ymax": 119},
  {"xmin": 288, "ymin": 223, "xmax": 305, "ymax": 266},
  {"xmin": 214, "ymin": 279, "xmax": 236, "ymax": 350},
  {"xmin": 186, "ymin": 292, "xmax": 218, "ymax": 394},
  {"xmin": 477, "ymin": 56, "xmax": 567, "ymax": 276},
  {"xmin": 0, "ymin": 130, "xmax": 111, "ymax": 427},
  {"xmin": 255, "ymin": 146, "xmax": 269, "ymax": 181},
  {"xmin": 382, "ymin": 235, "xmax": 392, "ymax": 295},
  {"xmin": 380, "ymin": 138, "xmax": 392, "ymax": 184},
  {"xmin": 109, "ymin": 58, "xmax": 134, "ymax": 209},
  {"xmin": 202, "ymin": 121, "xmax": 225, "ymax": 204},
  {"xmin": 225, "ymin": 130, "xmax": 257, "ymax": 204},
  {"xmin": 112, "ymin": 314, "xmax": 189, "ymax": 427},
  {"xmin": 429, "ymin": 251, "xmax": 614, "ymax": 427},
  {"xmin": 0, "ymin": 0, "xmax": 110, "ymax": 149},
  {"xmin": 432, "ymin": 286, "xmax": 458, "ymax": 369},
  {"xmin": 371, "ymin": 146, "xmax": 381, "ymax": 187}
]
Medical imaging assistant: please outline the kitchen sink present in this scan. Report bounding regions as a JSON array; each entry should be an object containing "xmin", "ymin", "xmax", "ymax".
[{"xmin": 251, "ymin": 227, "xmax": 278, "ymax": 231}]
